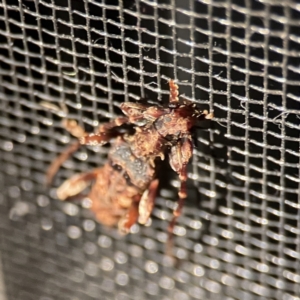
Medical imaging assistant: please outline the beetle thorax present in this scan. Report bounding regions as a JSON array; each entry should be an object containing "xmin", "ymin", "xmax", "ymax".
[{"xmin": 154, "ymin": 110, "xmax": 194, "ymax": 138}]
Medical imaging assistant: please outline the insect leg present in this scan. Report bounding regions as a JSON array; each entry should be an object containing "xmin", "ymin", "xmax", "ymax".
[
  {"xmin": 46, "ymin": 124, "xmax": 118, "ymax": 186},
  {"xmin": 118, "ymin": 201, "xmax": 139, "ymax": 234},
  {"xmin": 62, "ymin": 119, "xmax": 86, "ymax": 138},
  {"xmin": 169, "ymin": 80, "xmax": 179, "ymax": 104},
  {"xmin": 41, "ymin": 102, "xmax": 85, "ymax": 184},
  {"xmin": 79, "ymin": 132, "xmax": 119, "ymax": 146},
  {"xmin": 40, "ymin": 102, "xmax": 87, "ymax": 138},
  {"xmin": 167, "ymin": 168, "xmax": 188, "ymax": 257},
  {"xmin": 46, "ymin": 141, "xmax": 81, "ymax": 185},
  {"xmin": 45, "ymin": 111, "xmax": 88, "ymax": 185},
  {"xmin": 97, "ymin": 117, "xmax": 129, "ymax": 132},
  {"xmin": 63, "ymin": 118, "xmax": 121, "ymax": 147},
  {"xmin": 47, "ymin": 117, "xmax": 129, "ymax": 185},
  {"xmin": 167, "ymin": 137, "xmax": 192, "ymax": 256},
  {"xmin": 80, "ymin": 117, "xmax": 131, "ymax": 146},
  {"xmin": 138, "ymin": 179, "xmax": 159, "ymax": 225},
  {"xmin": 56, "ymin": 168, "xmax": 99, "ymax": 200},
  {"xmin": 44, "ymin": 100, "xmax": 127, "ymax": 184}
]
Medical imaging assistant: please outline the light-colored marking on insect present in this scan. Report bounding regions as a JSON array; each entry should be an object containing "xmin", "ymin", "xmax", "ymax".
[
  {"xmin": 138, "ymin": 189, "xmax": 150, "ymax": 224},
  {"xmin": 205, "ymin": 113, "xmax": 214, "ymax": 119}
]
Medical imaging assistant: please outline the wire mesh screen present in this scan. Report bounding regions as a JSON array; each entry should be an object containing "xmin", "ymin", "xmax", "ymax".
[{"xmin": 0, "ymin": 0, "xmax": 300, "ymax": 299}]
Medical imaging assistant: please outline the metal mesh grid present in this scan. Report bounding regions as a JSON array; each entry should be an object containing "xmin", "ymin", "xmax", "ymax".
[{"xmin": 0, "ymin": 0, "xmax": 300, "ymax": 299}]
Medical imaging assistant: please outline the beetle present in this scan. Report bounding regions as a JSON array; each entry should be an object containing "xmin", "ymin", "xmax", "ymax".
[{"xmin": 46, "ymin": 80, "xmax": 213, "ymax": 254}]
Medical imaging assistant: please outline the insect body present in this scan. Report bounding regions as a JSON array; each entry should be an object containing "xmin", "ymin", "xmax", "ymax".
[{"xmin": 47, "ymin": 80, "xmax": 213, "ymax": 251}]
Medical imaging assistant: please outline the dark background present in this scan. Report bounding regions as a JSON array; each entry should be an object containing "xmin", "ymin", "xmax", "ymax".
[{"xmin": 0, "ymin": 0, "xmax": 299, "ymax": 299}]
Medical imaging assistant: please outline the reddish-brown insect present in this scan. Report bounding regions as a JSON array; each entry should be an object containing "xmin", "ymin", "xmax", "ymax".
[{"xmin": 46, "ymin": 80, "xmax": 213, "ymax": 254}]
